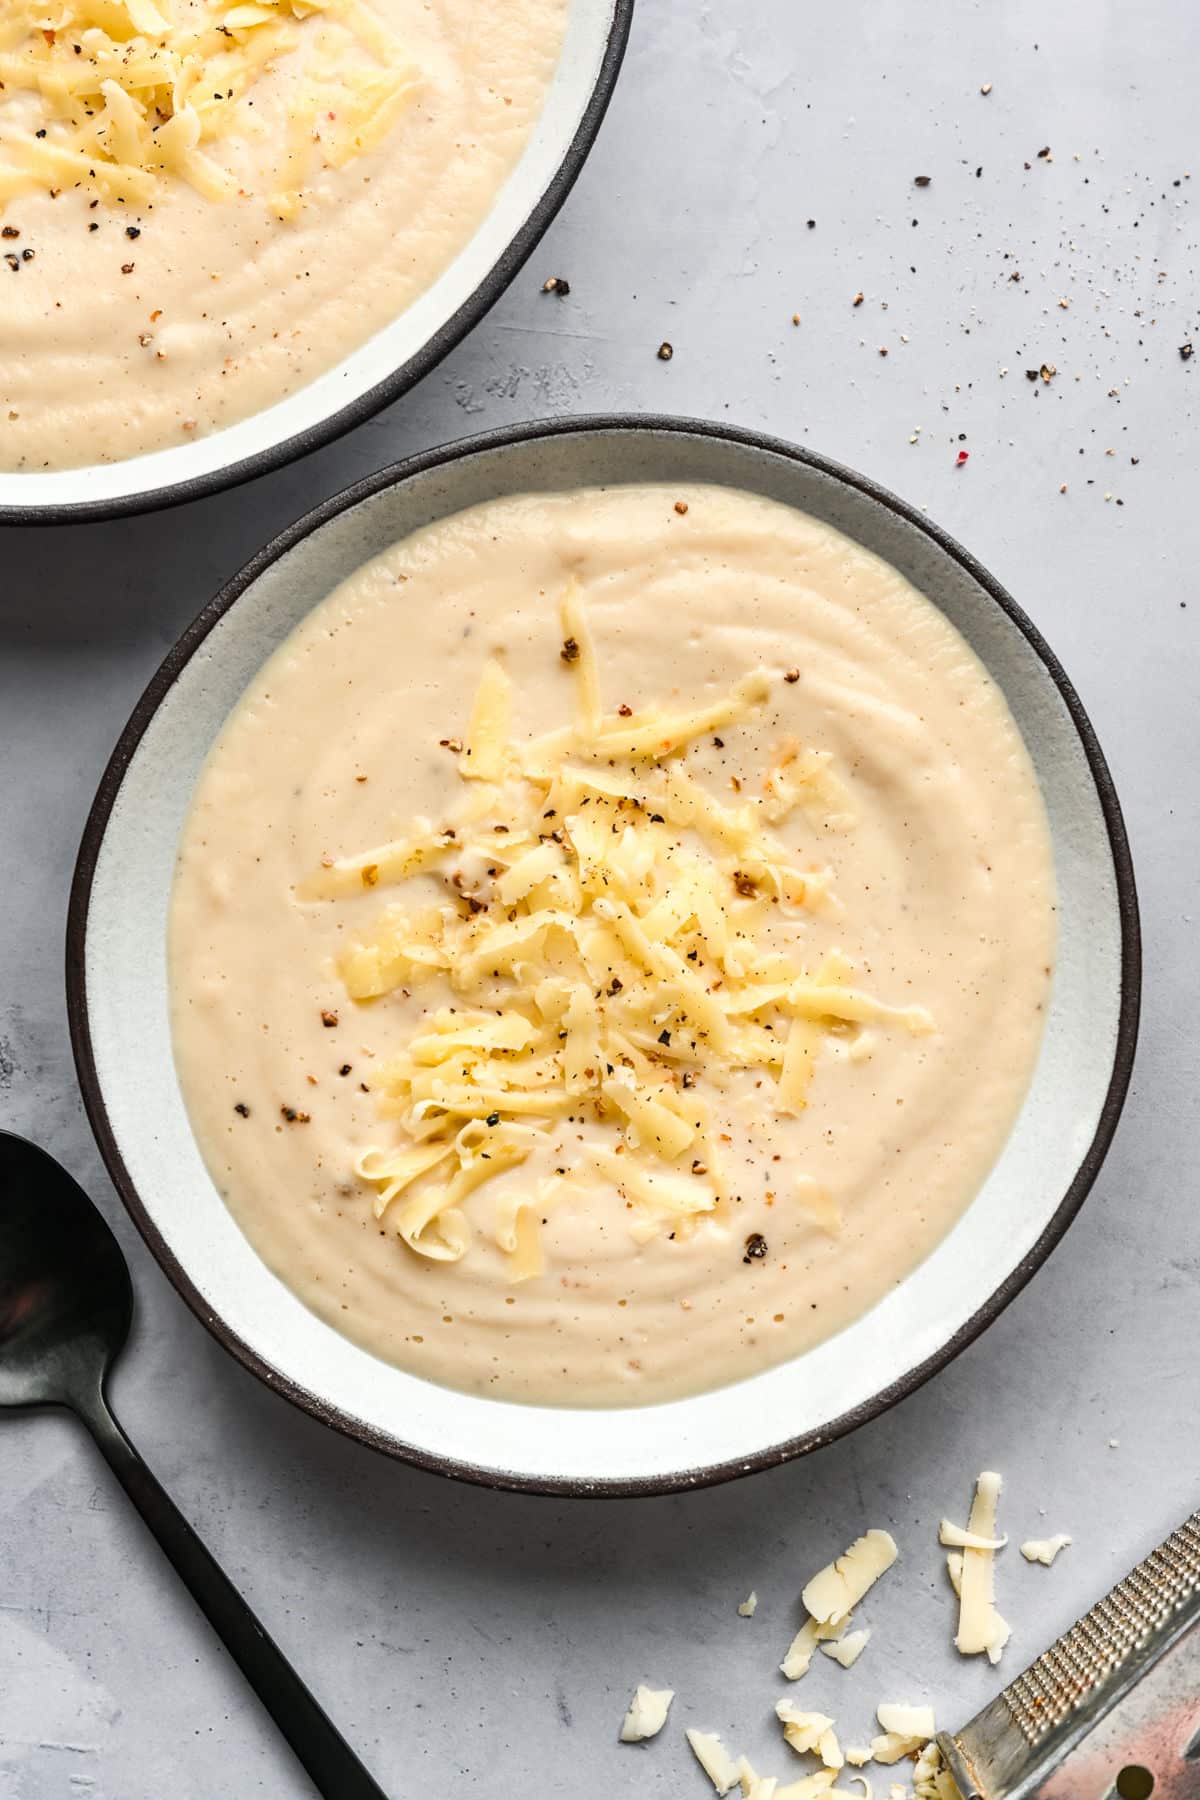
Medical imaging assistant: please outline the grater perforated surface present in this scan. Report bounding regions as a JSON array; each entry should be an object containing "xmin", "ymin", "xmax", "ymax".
[{"xmin": 1002, "ymin": 1513, "xmax": 1200, "ymax": 1745}]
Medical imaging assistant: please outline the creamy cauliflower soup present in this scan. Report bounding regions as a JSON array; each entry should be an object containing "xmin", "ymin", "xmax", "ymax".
[{"xmin": 168, "ymin": 484, "xmax": 1056, "ymax": 1406}]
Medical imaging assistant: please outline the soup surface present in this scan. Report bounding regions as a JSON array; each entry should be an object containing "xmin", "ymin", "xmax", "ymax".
[
  {"xmin": 0, "ymin": 0, "xmax": 565, "ymax": 470},
  {"xmin": 169, "ymin": 483, "xmax": 1056, "ymax": 1406}
]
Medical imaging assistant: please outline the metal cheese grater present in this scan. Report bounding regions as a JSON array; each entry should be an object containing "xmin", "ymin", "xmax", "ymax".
[{"xmin": 937, "ymin": 1512, "xmax": 1200, "ymax": 1798}]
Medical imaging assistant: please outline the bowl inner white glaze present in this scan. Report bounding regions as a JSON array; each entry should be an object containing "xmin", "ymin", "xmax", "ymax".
[
  {"xmin": 0, "ymin": 0, "xmax": 624, "ymax": 520},
  {"xmin": 73, "ymin": 421, "xmax": 1137, "ymax": 1493}
]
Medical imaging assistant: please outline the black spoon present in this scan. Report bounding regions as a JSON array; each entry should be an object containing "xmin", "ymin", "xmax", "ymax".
[{"xmin": 0, "ymin": 1129, "xmax": 389, "ymax": 1800}]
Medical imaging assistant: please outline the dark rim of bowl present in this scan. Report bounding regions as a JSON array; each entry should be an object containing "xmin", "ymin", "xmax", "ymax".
[
  {"xmin": 66, "ymin": 414, "xmax": 1142, "ymax": 1498},
  {"xmin": 0, "ymin": 2, "xmax": 634, "ymax": 528}
]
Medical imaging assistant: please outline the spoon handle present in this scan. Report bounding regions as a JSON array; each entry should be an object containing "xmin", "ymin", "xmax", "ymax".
[{"xmin": 76, "ymin": 1382, "xmax": 390, "ymax": 1800}]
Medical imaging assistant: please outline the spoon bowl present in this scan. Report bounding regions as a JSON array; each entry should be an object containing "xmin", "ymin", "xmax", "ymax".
[{"xmin": 0, "ymin": 1131, "xmax": 131, "ymax": 1410}]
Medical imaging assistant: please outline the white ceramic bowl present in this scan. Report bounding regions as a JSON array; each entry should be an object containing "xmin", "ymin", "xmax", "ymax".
[
  {"xmin": 67, "ymin": 418, "xmax": 1140, "ymax": 1494},
  {"xmin": 0, "ymin": 2, "xmax": 631, "ymax": 526}
]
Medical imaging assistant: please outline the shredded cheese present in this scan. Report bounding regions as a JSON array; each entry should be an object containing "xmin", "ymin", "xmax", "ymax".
[
  {"xmin": 772, "ymin": 1775, "xmax": 845, "ymax": 1800},
  {"xmin": 802, "ymin": 1530, "xmax": 899, "ymax": 1628},
  {"xmin": 869, "ymin": 1732, "xmax": 925, "ymax": 1766},
  {"xmin": 951, "ymin": 1471, "xmax": 1011, "ymax": 1664},
  {"xmin": 737, "ymin": 1758, "xmax": 778, "ymax": 1800},
  {"xmin": 876, "ymin": 1704, "xmax": 935, "ymax": 1741},
  {"xmin": 775, "ymin": 1702, "xmax": 835, "ymax": 1758},
  {"xmin": 938, "ymin": 1521, "xmax": 1008, "ymax": 1551},
  {"xmin": 738, "ymin": 1590, "xmax": 759, "ymax": 1617},
  {"xmin": 819, "ymin": 1729, "xmax": 844, "ymax": 1773},
  {"xmin": 780, "ymin": 1615, "xmax": 844, "ymax": 1681},
  {"xmin": 618, "ymin": 1684, "xmax": 674, "ymax": 1743},
  {"xmin": 687, "ymin": 1730, "xmax": 742, "ymax": 1797},
  {"xmin": 1020, "ymin": 1534, "xmax": 1071, "ymax": 1566},
  {"xmin": 0, "ymin": 0, "xmax": 417, "ymax": 212},
  {"xmin": 325, "ymin": 588, "xmax": 931, "ymax": 1275},
  {"xmin": 819, "ymin": 1627, "xmax": 870, "ymax": 1669},
  {"xmin": 912, "ymin": 1741, "xmax": 958, "ymax": 1800}
]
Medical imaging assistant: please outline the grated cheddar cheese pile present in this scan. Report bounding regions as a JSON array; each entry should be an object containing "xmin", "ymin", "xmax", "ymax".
[{"xmin": 309, "ymin": 582, "xmax": 935, "ymax": 1283}]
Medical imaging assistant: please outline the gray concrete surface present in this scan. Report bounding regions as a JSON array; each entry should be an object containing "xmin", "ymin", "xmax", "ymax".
[{"xmin": 2, "ymin": 0, "xmax": 1198, "ymax": 1794}]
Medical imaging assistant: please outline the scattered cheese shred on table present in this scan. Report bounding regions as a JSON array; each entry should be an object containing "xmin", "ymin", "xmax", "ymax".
[
  {"xmin": 938, "ymin": 1521, "xmax": 1008, "ymax": 1551},
  {"xmin": 781, "ymin": 1615, "xmax": 845, "ymax": 1681},
  {"xmin": 802, "ymin": 1530, "xmax": 899, "ymax": 1628},
  {"xmin": 327, "ymin": 588, "xmax": 930, "ymax": 1274},
  {"xmin": 819, "ymin": 1626, "xmax": 870, "ymax": 1668},
  {"xmin": 951, "ymin": 1472, "xmax": 1011, "ymax": 1664},
  {"xmin": 757, "ymin": 1759, "xmax": 861, "ymax": 1800},
  {"xmin": 775, "ymin": 1700, "xmax": 841, "ymax": 1767},
  {"xmin": 737, "ymin": 1757, "xmax": 779, "ymax": 1800},
  {"xmin": 1020, "ymin": 1534, "xmax": 1071, "ymax": 1566},
  {"xmin": 0, "ymin": 0, "xmax": 417, "ymax": 212},
  {"xmin": 913, "ymin": 1741, "xmax": 958, "ymax": 1800},
  {"xmin": 619, "ymin": 1684, "xmax": 674, "ymax": 1742},
  {"xmin": 774, "ymin": 1776, "xmax": 845, "ymax": 1800},
  {"xmin": 688, "ymin": 1729, "xmax": 743, "ymax": 1796},
  {"xmin": 738, "ymin": 1591, "xmax": 759, "ymax": 1617},
  {"xmin": 876, "ymin": 1703, "xmax": 935, "ymax": 1740},
  {"xmin": 869, "ymin": 1731, "xmax": 925, "ymax": 1765}
]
